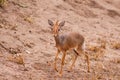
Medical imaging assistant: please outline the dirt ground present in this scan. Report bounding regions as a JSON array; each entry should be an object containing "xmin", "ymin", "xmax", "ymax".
[{"xmin": 0, "ymin": 0, "xmax": 120, "ymax": 80}]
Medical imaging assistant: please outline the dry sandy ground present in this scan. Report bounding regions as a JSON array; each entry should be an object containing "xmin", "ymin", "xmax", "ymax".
[{"xmin": 0, "ymin": 0, "xmax": 120, "ymax": 80}]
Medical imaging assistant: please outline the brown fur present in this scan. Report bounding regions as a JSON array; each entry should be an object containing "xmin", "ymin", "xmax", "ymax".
[
  {"xmin": 54, "ymin": 32, "xmax": 84, "ymax": 52},
  {"xmin": 48, "ymin": 20, "xmax": 90, "ymax": 76}
]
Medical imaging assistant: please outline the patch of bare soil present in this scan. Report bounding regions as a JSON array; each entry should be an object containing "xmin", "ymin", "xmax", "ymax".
[{"xmin": 0, "ymin": 0, "xmax": 120, "ymax": 80}]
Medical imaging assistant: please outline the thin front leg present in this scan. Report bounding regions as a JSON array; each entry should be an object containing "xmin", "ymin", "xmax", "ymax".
[
  {"xmin": 54, "ymin": 49, "xmax": 60, "ymax": 72},
  {"xmin": 59, "ymin": 51, "xmax": 66, "ymax": 77}
]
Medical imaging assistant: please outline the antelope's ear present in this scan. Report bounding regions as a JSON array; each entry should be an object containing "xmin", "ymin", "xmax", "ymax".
[
  {"xmin": 59, "ymin": 21, "xmax": 65, "ymax": 27},
  {"xmin": 48, "ymin": 19, "xmax": 54, "ymax": 26}
]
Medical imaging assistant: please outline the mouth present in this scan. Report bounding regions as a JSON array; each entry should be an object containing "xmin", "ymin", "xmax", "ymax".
[{"xmin": 54, "ymin": 34, "xmax": 57, "ymax": 36}]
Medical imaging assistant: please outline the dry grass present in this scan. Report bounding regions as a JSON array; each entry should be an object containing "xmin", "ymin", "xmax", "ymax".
[
  {"xmin": 24, "ymin": 16, "xmax": 34, "ymax": 24},
  {"xmin": 110, "ymin": 41, "xmax": 120, "ymax": 49},
  {"xmin": 110, "ymin": 58, "xmax": 120, "ymax": 64},
  {"xmin": 92, "ymin": 73, "xmax": 103, "ymax": 80},
  {"xmin": 0, "ymin": 0, "xmax": 120, "ymax": 79},
  {"xmin": 87, "ymin": 39, "xmax": 106, "ymax": 60},
  {"xmin": 7, "ymin": 54, "xmax": 25, "ymax": 66},
  {"xmin": 0, "ymin": 0, "xmax": 6, "ymax": 7},
  {"xmin": 87, "ymin": 38, "xmax": 106, "ymax": 51}
]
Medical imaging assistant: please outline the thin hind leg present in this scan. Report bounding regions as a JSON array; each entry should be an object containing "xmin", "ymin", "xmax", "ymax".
[
  {"xmin": 76, "ymin": 46, "xmax": 83, "ymax": 55},
  {"xmin": 77, "ymin": 46, "xmax": 90, "ymax": 72},
  {"xmin": 68, "ymin": 50, "xmax": 78, "ymax": 72}
]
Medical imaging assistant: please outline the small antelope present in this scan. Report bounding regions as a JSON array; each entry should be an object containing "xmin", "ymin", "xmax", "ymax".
[{"xmin": 48, "ymin": 20, "xmax": 90, "ymax": 76}]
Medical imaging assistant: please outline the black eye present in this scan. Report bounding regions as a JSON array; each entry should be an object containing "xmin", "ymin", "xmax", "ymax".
[
  {"xmin": 58, "ymin": 29, "xmax": 60, "ymax": 31},
  {"xmin": 50, "ymin": 27, "xmax": 53, "ymax": 30}
]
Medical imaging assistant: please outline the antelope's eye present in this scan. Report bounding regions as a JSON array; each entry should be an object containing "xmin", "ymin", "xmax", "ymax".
[
  {"xmin": 58, "ymin": 29, "xmax": 60, "ymax": 31},
  {"xmin": 50, "ymin": 27, "xmax": 53, "ymax": 30}
]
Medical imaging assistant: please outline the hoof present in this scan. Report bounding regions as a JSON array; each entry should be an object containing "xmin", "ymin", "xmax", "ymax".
[
  {"xmin": 59, "ymin": 73, "xmax": 62, "ymax": 77},
  {"xmin": 54, "ymin": 68, "xmax": 58, "ymax": 72},
  {"xmin": 67, "ymin": 67, "xmax": 72, "ymax": 72},
  {"xmin": 67, "ymin": 69, "xmax": 72, "ymax": 72},
  {"xmin": 87, "ymin": 70, "xmax": 90, "ymax": 73}
]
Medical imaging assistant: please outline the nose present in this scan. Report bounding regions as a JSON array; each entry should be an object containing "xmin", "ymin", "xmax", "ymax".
[
  {"xmin": 53, "ymin": 31, "xmax": 57, "ymax": 36},
  {"xmin": 53, "ymin": 30, "xmax": 58, "ymax": 36},
  {"xmin": 54, "ymin": 33, "xmax": 58, "ymax": 36}
]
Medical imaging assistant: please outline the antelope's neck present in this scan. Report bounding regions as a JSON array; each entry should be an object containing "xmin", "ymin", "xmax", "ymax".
[
  {"xmin": 54, "ymin": 34, "xmax": 65, "ymax": 47},
  {"xmin": 54, "ymin": 35, "xmax": 60, "ymax": 47}
]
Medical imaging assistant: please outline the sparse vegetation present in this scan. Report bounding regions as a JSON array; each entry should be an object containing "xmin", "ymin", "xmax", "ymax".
[
  {"xmin": 0, "ymin": 0, "xmax": 6, "ymax": 7},
  {"xmin": 24, "ymin": 16, "xmax": 33, "ymax": 24},
  {"xmin": 0, "ymin": 0, "xmax": 120, "ymax": 80},
  {"xmin": 87, "ymin": 39, "xmax": 106, "ymax": 60},
  {"xmin": 110, "ymin": 41, "xmax": 120, "ymax": 49},
  {"xmin": 7, "ymin": 54, "xmax": 25, "ymax": 66}
]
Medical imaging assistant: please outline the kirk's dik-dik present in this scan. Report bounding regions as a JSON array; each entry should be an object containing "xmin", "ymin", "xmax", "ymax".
[{"xmin": 48, "ymin": 20, "xmax": 90, "ymax": 76}]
